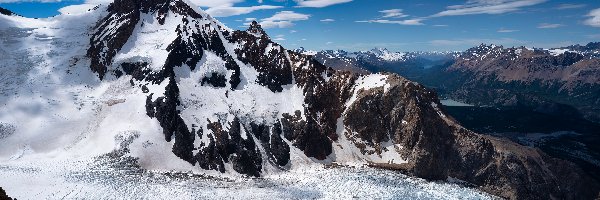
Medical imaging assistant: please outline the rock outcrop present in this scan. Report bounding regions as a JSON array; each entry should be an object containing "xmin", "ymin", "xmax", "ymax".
[
  {"xmin": 0, "ymin": 187, "xmax": 14, "ymax": 200},
  {"xmin": 0, "ymin": 7, "xmax": 16, "ymax": 16}
]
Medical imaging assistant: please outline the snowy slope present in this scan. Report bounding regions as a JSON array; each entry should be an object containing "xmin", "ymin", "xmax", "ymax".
[
  {"xmin": 369, "ymin": 48, "xmax": 407, "ymax": 62},
  {"xmin": 0, "ymin": 2, "xmax": 598, "ymax": 199},
  {"xmin": 0, "ymin": 0, "xmax": 415, "ymax": 176}
]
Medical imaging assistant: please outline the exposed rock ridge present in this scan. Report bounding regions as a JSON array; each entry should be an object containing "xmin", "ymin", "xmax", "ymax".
[{"xmin": 0, "ymin": 7, "xmax": 16, "ymax": 16}]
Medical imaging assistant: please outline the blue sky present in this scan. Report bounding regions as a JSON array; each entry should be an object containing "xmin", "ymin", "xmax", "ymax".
[{"xmin": 1, "ymin": 0, "xmax": 600, "ymax": 51}]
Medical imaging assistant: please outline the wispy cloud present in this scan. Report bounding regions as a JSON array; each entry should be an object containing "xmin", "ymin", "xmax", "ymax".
[
  {"xmin": 584, "ymin": 8, "xmax": 600, "ymax": 28},
  {"xmin": 357, "ymin": 8, "xmax": 422, "ymax": 25},
  {"xmin": 356, "ymin": 19, "xmax": 424, "ymax": 25},
  {"xmin": 320, "ymin": 19, "xmax": 335, "ymax": 22},
  {"xmin": 294, "ymin": 0, "xmax": 352, "ymax": 8},
  {"xmin": 537, "ymin": 23, "xmax": 563, "ymax": 29},
  {"xmin": 58, "ymin": 4, "xmax": 98, "ymax": 14},
  {"xmin": 556, "ymin": 4, "xmax": 586, "ymax": 10},
  {"xmin": 587, "ymin": 34, "xmax": 600, "ymax": 39},
  {"xmin": 191, "ymin": 0, "xmax": 244, "ymax": 8},
  {"xmin": 432, "ymin": 0, "xmax": 546, "ymax": 17},
  {"xmin": 273, "ymin": 35, "xmax": 286, "ymax": 41},
  {"xmin": 380, "ymin": 9, "xmax": 408, "ymax": 18},
  {"xmin": 206, "ymin": 5, "xmax": 282, "ymax": 17},
  {"xmin": 358, "ymin": 1, "xmax": 545, "ymax": 26},
  {"xmin": 497, "ymin": 28, "xmax": 519, "ymax": 32},
  {"xmin": 251, "ymin": 11, "xmax": 311, "ymax": 29}
]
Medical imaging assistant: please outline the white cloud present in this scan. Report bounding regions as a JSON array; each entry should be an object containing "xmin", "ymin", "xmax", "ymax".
[
  {"xmin": 537, "ymin": 23, "xmax": 563, "ymax": 29},
  {"xmin": 356, "ymin": 19, "xmax": 424, "ymax": 26},
  {"xmin": 497, "ymin": 28, "xmax": 518, "ymax": 32},
  {"xmin": 556, "ymin": 4, "xmax": 585, "ymax": 10},
  {"xmin": 79, "ymin": 0, "xmax": 242, "ymax": 6},
  {"xmin": 320, "ymin": 18, "xmax": 335, "ymax": 22},
  {"xmin": 584, "ymin": 8, "xmax": 600, "ymax": 28},
  {"xmin": 0, "ymin": 0, "xmax": 62, "ymax": 2},
  {"xmin": 206, "ymin": 5, "xmax": 282, "ymax": 17},
  {"xmin": 433, "ymin": 0, "xmax": 546, "ymax": 17},
  {"xmin": 294, "ymin": 0, "xmax": 352, "ymax": 8},
  {"xmin": 53, "ymin": 0, "xmax": 111, "ymax": 16},
  {"xmin": 379, "ymin": 9, "xmax": 408, "ymax": 18},
  {"xmin": 273, "ymin": 34, "xmax": 285, "ymax": 41},
  {"xmin": 191, "ymin": 0, "xmax": 243, "ymax": 8},
  {"xmin": 357, "ymin": 9, "xmax": 421, "ymax": 25},
  {"xmin": 587, "ymin": 34, "xmax": 600, "ymax": 39},
  {"xmin": 257, "ymin": 11, "xmax": 310, "ymax": 29},
  {"xmin": 258, "ymin": 20, "xmax": 294, "ymax": 28},
  {"xmin": 357, "ymin": 0, "xmax": 545, "ymax": 26},
  {"xmin": 58, "ymin": 4, "xmax": 97, "ymax": 15},
  {"xmin": 263, "ymin": 11, "xmax": 310, "ymax": 21}
]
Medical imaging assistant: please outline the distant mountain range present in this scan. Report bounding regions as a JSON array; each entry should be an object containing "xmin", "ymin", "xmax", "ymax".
[
  {"xmin": 306, "ymin": 43, "xmax": 600, "ymax": 182},
  {"xmin": 303, "ymin": 43, "xmax": 600, "ymax": 123},
  {"xmin": 295, "ymin": 47, "xmax": 461, "ymax": 75}
]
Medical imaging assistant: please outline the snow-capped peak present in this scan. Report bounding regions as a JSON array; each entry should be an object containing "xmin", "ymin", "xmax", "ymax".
[
  {"xmin": 369, "ymin": 48, "xmax": 406, "ymax": 62},
  {"xmin": 294, "ymin": 47, "xmax": 317, "ymax": 56}
]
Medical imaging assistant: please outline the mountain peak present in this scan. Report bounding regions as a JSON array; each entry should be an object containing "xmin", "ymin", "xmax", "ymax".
[
  {"xmin": 368, "ymin": 48, "xmax": 406, "ymax": 61},
  {"xmin": 247, "ymin": 21, "xmax": 267, "ymax": 37},
  {"xmin": 88, "ymin": 0, "xmax": 208, "ymax": 79},
  {"xmin": 106, "ymin": 0, "xmax": 203, "ymax": 18}
]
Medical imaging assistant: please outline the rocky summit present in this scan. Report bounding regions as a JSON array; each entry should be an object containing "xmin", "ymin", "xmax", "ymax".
[{"xmin": 0, "ymin": 1, "xmax": 599, "ymax": 199}]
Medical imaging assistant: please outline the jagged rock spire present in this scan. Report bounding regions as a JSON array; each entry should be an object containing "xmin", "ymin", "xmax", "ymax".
[{"xmin": 247, "ymin": 21, "xmax": 268, "ymax": 38}]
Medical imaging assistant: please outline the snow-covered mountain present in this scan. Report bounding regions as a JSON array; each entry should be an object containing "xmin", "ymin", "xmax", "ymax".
[
  {"xmin": 301, "ymin": 48, "xmax": 460, "ymax": 74},
  {"xmin": 0, "ymin": 1, "xmax": 598, "ymax": 199}
]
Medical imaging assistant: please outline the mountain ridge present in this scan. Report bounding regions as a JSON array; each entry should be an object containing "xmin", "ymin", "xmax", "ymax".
[
  {"xmin": 81, "ymin": 1, "xmax": 600, "ymax": 198},
  {"xmin": 0, "ymin": 7, "xmax": 16, "ymax": 16},
  {"xmin": 0, "ymin": 1, "xmax": 598, "ymax": 199}
]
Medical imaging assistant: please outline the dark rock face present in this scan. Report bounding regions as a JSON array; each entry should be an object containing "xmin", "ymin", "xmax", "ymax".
[
  {"xmin": 88, "ymin": 0, "xmax": 143, "ymax": 80},
  {"xmin": 344, "ymin": 74, "xmax": 600, "ymax": 199},
  {"xmin": 0, "ymin": 7, "xmax": 15, "ymax": 16},
  {"xmin": 229, "ymin": 22, "xmax": 293, "ymax": 92},
  {"xmin": 145, "ymin": 76, "xmax": 195, "ymax": 163},
  {"xmin": 201, "ymin": 72, "xmax": 227, "ymax": 87},
  {"xmin": 195, "ymin": 118, "xmax": 263, "ymax": 176},
  {"xmin": 87, "ymin": 0, "xmax": 204, "ymax": 80},
  {"xmin": 85, "ymin": 1, "xmax": 600, "ymax": 199},
  {"xmin": 0, "ymin": 187, "xmax": 14, "ymax": 200}
]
